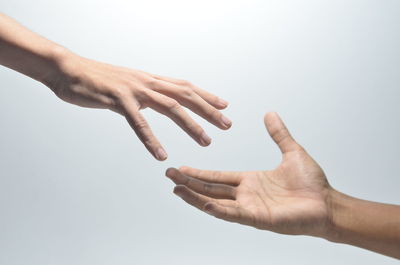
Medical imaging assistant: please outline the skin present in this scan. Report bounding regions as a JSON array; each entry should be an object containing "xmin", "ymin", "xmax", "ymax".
[
  {"xmin": 2, "ymin": 12, "xmax": 398, "ymax": 259},
  {"xmin": 0, "ymin": 13, "xmax": 232, "ymax": 160},
  {"xmin": 166, "ymin": 112, "xmax": 400, "ymax": 259}
]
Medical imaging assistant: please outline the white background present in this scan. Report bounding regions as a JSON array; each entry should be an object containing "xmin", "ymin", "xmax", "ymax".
[{"xmin": 0, "ymin": 0, "xmax": 399, "ymax": 264}]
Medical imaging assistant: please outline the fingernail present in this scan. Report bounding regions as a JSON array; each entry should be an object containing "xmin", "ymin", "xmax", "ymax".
[
  {"xmin": 165, "ymin": 168, "xmax": 174, "ymax": 177},
  {"xmin": 218, "ymin": 98, "xmax": 229, "ymax": 108},
  {"xmin": 156, "ymin": 148, "xmax": 168, "ymax": 161},
  {"xmin": 200, "ymin": 131, "xmax": 212, "ymax": 146},
  {"xmin": 221, "ymin": 115, "xmax": 232, "ymax": 128}
]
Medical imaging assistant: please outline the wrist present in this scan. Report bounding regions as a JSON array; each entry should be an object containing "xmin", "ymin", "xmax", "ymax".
[
  {"xmin": 39, "ymin": 45, "xmax": 78, "ymax": 88},
  {"xmin": 322, "ymin": 188, "xmax": 353, "ymax": 243},
  {"xmin": 46, "ymin": 45, "xmax": 73, "ymax": 68}
]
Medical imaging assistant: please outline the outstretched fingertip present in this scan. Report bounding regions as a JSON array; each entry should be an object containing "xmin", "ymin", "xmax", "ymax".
[
  {"xmin": 221, "ymin": 115, "xmax": 233, "ymax": 130},
  {"xmin": 155, "ymin": 147, "xmax": 168, "ymax": 161},
  {"xmin": 165, "ymin": 167, "xmax": 176, "ymax": 177},
  {"xmin": 199, "ymin": 131, "xmax": 212, "ymax": 146},
  {"xmin": 263, "ymin": 111, "xmax": 279, "ymax": 126},
  {"xmin": 263, "ymin": 112, "xmax": 303, "ymax": 154},
  {"xmin": 173, "ymin": 185, "xmax": 188, "ymax": 196},
  {"xmin": 216, "ymin": 98, "xmax": 229, "ymax": 109}
]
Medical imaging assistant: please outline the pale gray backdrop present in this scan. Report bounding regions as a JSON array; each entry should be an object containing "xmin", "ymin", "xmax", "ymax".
[{"xmin": 0, "ymin": 0, "xmax": 399, "ymax": 264}]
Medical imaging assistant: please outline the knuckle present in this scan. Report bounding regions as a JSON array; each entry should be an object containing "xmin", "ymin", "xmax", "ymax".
[
  {"xmin": 133, "ymin": 87, "xmax": 152, "ymax": 104},
  {"xmin": 130, "ymin": 115, "xmax": 148, "ymax": 131},
  {"xmin": 135, "ymin": 120, "xmax": 149, "ymax": 131},
  {"xmin": 117, "ymin": 97, "xmax": 142, "ymax": 112},
  {"xmin": 180, "ymin": 87, "xmax": 194, "ymax": 98},
  {"xmin": 114, "ymin": 97, "xmax": 129, "ymax": 110},
  {"xmin": 112, "ymin": 86, "xmax": 132, "ymax": 102},
  {"xmin": 143, "ymin": 138, "xmax": 155, "ymax": 148},
  {"xmin": 144, "ymin": 77, "xmax": 159, "ymax": 89},
  {"xmin": 165, "ymin": 99, "xmax": 180, "ymax": 111}
]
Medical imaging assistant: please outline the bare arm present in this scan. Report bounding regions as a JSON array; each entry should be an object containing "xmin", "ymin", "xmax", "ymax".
[
  {"xmin": 0, "ymin": 13, "xmax": 232, "ymax": 160},
  {"xmin": 166, "ymin": 112, "xmax": 400, "ymax": 258},
  {"xmin": 327, "ymin": 189, "xmax": 400, "ymax": 258},
  {"xmin": 0, "ymin": 13, "xmax": 64, "ymax": 83}
]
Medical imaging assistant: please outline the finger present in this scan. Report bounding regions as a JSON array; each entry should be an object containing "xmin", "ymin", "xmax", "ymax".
[
  {"xmin": 166, "ymin": 168, "xmax": 236, "ymax": 199},
  {"xmin": 122, "ymin": 101, "xmax": 167, "ymax": 161},
  {"xmin": 150, "ymin": 79, "xmax": 232, "ymax": 130},
  {"xmin": 191, "ymin": 84, "xmax": 229, "ymax": 110},
  {"xmin": 264, "ymin": 112, "xmax": 302, "ymax": 154},
  {"xmin": 173, "ymin": 185, "xmax": 236, "ymax": 211},
  {"xmin": 203, "ymin": 202, "xmax": 256, "ymax": 227},
  {"xmin": 179, "ymin": 166, "xmax": 242, "ymax": 186},
  {"xmin": 146, "ymin": 90, "xmax": 212, "ymax": 147},
  {"xmin": 184, "ymin": 93, "xmax": 231, "ymax": 130},
  {"xmin": 149, "ymin": 74, "xmax": 229, "ymax": 109}
]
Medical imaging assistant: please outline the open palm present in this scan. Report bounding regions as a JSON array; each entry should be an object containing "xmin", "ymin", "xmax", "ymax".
[{"xmin": 166, "ymin": 112, "xmax": 332, "ymax": 237}]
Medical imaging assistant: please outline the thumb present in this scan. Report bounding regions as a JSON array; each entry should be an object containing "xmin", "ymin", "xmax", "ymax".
[{"xmin": 264, "ymin": 112, "xmax": 302, "ymax": 154}]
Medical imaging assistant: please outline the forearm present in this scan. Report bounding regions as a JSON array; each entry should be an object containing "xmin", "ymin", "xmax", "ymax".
[
  {"xmin": 0, "ymin": 13, "xmax": 68, "ymax": 85},
  {"xmin": 326, "ymin": 189, "xmax": 400, "ymax": 259}
]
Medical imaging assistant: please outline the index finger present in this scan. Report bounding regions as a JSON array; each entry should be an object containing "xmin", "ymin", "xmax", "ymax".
[
  {"xmin": 149, "ymin": 74, "xmax": 229, "ymax": 109},
  {"xmin": 179, "ymin": 166, "xmax": 242, "ymax": 186},
  {"xmin": 122, "ymin": 100, "xmax": 167, "ymax": 161}
]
